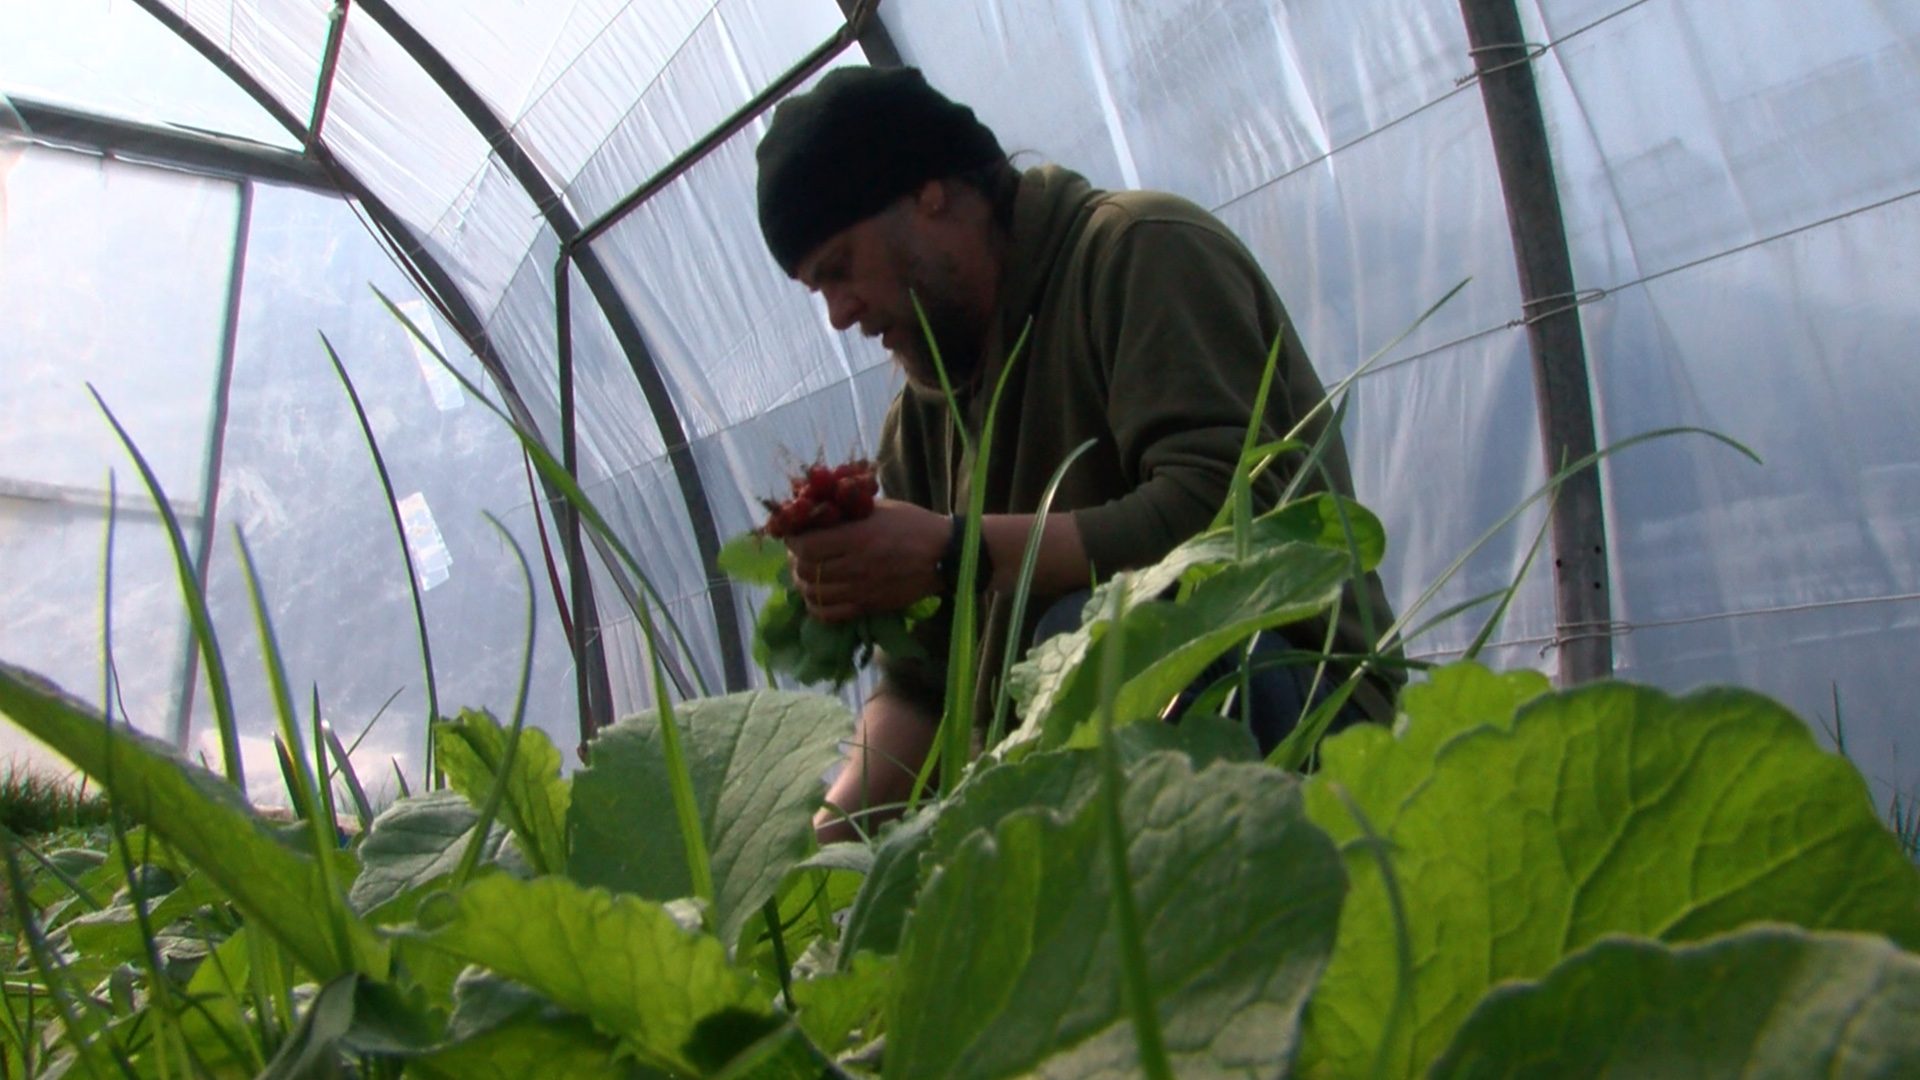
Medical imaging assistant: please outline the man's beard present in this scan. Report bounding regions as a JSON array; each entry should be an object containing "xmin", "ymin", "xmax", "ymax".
[{"xmin": 893, "ymin": 254, "xmax": 984, "ymax": 392}]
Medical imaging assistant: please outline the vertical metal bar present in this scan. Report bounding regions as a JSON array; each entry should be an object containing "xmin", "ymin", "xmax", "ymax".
[
  {"xmin": 1458, "ymin": 0, "xmax": 1613, "ymax": 684},
  {"xmin": 308, "ymin": 1, "xmax": 351, "ymax": 148},
  {"xmin": 556, "ymin": 258, "xmax": 615, "ymax": 748},
  {"xmin": 173, "ymin": 180, "xmax": 254, "ymax": 749}
]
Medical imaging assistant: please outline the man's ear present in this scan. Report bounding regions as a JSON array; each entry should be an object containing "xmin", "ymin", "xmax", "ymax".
[{"xmin": 913, "ymin": 179, "xmax": 948, "ymax": 217}]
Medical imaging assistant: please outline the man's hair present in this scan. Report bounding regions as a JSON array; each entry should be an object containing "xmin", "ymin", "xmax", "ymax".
[
  {"xmin": 947, "ymin": 158, "xmax": 1021, "ymax": 233},
  {"xmin": 756, "ymin": 66, "xmax": 1006, "ymax": 275}
]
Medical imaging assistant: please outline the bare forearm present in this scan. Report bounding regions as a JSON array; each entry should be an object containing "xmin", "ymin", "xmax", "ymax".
[
  {"xmin": 815, "ymin": 691, "xmax": 939, "ymax": 844},
  {"xmin": 977, "ymin": 512, "xmax": 1090, "ymax": 597}
]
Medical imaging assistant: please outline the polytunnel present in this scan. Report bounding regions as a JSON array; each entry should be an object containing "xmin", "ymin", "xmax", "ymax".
[{"xmin": 3, "ymin": 0, "xmax": 1917, "ymax": 822}]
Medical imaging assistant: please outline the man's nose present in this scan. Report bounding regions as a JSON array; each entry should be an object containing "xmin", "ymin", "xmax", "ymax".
[{"xmin": 823, "ymin": 287, "xmax": 862, "ymax": 332}]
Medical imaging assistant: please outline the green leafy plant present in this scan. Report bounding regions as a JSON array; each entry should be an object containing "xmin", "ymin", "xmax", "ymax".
[{"xmin": 6, "ymin": 310, "xmax": 1915, "ymax": 1079}]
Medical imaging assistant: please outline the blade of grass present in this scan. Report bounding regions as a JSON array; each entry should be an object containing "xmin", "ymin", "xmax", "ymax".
[
  {"xmin": 320, "ymin": 333, "xmax": 441, "ymax": 781},
  {"xmin": 1216, "ymin": 329, "xmax": 1288, "ymax": 546},
  {"xmin": 310, "ymin": 686, "xmax": 340, "ymax": 841},
  {"xmin": 391, "ymin": 758, "xmax": 411, "ymax": 801},
  {"xmin": 914, "ymin": 301, "xmax": 1032, "ymax": 808},
  {"xmin": 646, "ymin": 595, "xmax": 713, "ymax": 907},
  {"xmin": 987, "ymin": 438, "xmax": 1098, "ymax": 749},
  {"xmin": 273, "ymin": 738, "xmax": 314, "ymax": 823},
  {"xmin": 452, "ymin": 514, "xmax": 542, "ymax": 891},
  {"xmin": 234, "ymin": 531, "xmax": 361, "ymax": 979},
  {"xmin": 1281, "ymin": 278, "xmax": 1471, "ymax": 454},
  {"xmin": 1091, "ymin": 579, "xmax": 1174, "ymax": 1080},
  {"xmin": 99, "ymin": 489, "xmax": 197, "ymax": 1071},
  {"xmin": 1461, "ymin": 478, "xmax": 1557, "ymax": 661},
  {"xmin": 340, "ymin": 686, "xmax": 405, "ymax": 767},
  {"xmin": 372, "ymin": 287, "xmax": 709, "ymax": 700},
  {"xmin": 322, "ymin": 723, "xmax": 375, "ymax": 833},
  {"xmin": 761, "ymin": 897, "xmax": 795, "ymax": 1013},
  {"xmin": 90, "ymin": 387, "xmax": 244, "ymax": 794}
]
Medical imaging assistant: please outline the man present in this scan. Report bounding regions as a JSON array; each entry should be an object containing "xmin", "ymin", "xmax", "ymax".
[{"xmin": 754, "ymin": 66, "xmax": 1395, "ymax": 843}]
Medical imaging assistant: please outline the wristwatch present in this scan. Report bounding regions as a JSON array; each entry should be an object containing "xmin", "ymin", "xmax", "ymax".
[{"xmin": 936, "ymin": 514, "xmax": 994, "ymax": 594}]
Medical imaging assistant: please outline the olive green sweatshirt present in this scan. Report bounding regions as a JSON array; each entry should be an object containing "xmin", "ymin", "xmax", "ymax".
[{"xmin": 877, "ymin": 166, "xmax": 1397, "ymax": 729}]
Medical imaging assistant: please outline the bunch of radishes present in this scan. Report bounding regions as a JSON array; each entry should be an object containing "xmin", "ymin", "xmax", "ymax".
[
  {"xmin": 759, "ymin": 458, "xmax": 879, "ymax": 538},
  {"xmin": 717, "ymin": 455, "xmax": 935, "ymax": 688}
]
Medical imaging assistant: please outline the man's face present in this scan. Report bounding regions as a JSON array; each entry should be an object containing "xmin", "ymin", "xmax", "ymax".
[{"xmin": 795, "ymin": 197, "xmax": 983, "ymax": 389}]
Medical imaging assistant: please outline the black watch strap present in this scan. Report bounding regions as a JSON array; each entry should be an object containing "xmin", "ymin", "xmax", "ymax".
[{"xmin": 937, "ymin": 514, "xmax": 992, "ymax": 594}]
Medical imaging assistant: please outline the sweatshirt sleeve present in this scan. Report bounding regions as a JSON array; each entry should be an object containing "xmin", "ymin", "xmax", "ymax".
[{"xmin": 1070, "ymin": 212, "xmax": 1305, "ymax": 577}]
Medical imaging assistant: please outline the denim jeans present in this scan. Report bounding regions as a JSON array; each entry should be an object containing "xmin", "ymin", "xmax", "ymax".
[{"xmin": 1031, "ymin": 589, "xmax": 1366, "ymax": 757}]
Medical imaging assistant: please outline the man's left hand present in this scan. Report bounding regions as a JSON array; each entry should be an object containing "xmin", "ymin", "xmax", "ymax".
[{"xmin": 785, "ymin": 499, "xmax": 949, "ymax": 622}]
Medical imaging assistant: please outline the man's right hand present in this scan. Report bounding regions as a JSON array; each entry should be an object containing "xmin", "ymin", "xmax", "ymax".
[{"xmin": 785, "ymin": 499, "xmax": 949, "ymax": 622}]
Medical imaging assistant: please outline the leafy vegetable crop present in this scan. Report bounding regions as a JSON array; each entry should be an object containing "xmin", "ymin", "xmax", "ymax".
[
  {"xmin": 719, "ymin": 458, "xmax": 938, "ymax": 688},
  {"xmin": 6, "ymin": 318, "xmax": 1914, "ymax": 1077}
]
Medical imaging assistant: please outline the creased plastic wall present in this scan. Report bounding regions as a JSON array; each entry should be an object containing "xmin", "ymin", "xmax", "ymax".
[
  {"xmin": 0, "ymin": 149, "xmax": 235, "ymax": 763},
  {"xmin": 183, "ymin": 180, "xmax": 578, "ymax": 799},
  {"xmin": 1531, "ymin": 0, "xmax": 1920, "ymax": 803}
]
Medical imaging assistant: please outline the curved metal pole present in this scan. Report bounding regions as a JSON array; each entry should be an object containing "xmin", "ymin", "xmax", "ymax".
[
  {"xmin": 1459, "ymin": 0, "xmax": 1614, "ymax": 684},
  {"xmin": 352, "ymin": 0, "xmax": 750, "ymax": 701}
]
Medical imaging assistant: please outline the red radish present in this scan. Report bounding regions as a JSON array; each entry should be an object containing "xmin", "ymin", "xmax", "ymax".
[{"xmin": 756, "ymin": 457, "xmax": 881, "ymax": 540}]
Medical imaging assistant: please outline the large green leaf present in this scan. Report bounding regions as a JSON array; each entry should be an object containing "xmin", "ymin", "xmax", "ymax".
[
  {"xmin": 887, "ymin": 754, "xmax": 1345, "ymax": 1079},
  {"xmin": 837, "ymin": 722, "xmax": 1253, "ymax": 967},
  {"xmin": 434, "ymin": 709, "xmax": 570, "ymax": 876},
  {"xmin": 1299, "ymin": 671, "xmax": 1920, "ymax": 1079},
  {"xmin": 569, "ymin": 691, "xmax": 850, "ymax": 947},
  {"xmin": 1021, "ymin": 542, "xmax": 1351, "ymax": 746},
  {"xmin": 0, "ymin": 663, "xmax": 386, "ymax": 980},
  {"xmin": 410, "ymin": 874, "xmax": 766, "ymax": 1075},
  {"xmin": 1104, "ymin": 494, "xmax": 1385, "ymax": 611},
  {"xmin": 1430, "ymin": 927, "xmax": 1920, "ymax": 1079},
  {"xmin": 1307, "ymin": 663, "xmax": 1550, "ymax": 844},
  {"xmin": 350, "ymin": 791, "xmax": 520, "ymax": 919}
]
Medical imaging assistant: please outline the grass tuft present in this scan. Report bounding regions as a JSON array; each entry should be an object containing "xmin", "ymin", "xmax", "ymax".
[{"xmin": 0, "ymin": 763, "xmax": 112, "ymax": 837}]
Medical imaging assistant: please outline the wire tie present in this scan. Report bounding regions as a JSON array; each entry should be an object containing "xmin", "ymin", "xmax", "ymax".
[{"xmin": 1456, "ymin": 41, "xmax": 1552, "ymax": 86}]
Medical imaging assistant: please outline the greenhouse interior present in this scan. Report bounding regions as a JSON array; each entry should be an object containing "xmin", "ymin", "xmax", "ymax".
[
  {"xmin": 3, "ymin": 0, "xmax": 1920, "ymax": 1074},
  {"xmin": 6, "ymin": 0, "xmax": 1916, "ymax": 810}
]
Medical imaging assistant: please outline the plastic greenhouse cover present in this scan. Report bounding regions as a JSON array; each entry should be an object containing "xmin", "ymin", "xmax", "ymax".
[
  {"xmin": 0, "ymin": 149, "xmax": 234, "ymax": 770},
  {"xmin": 0, "ymin": 0, "xmax": 296, "ymax": 148},
  {"xmin": 177, "ymin": 179, "xmax": 577, "ymax": 800}
]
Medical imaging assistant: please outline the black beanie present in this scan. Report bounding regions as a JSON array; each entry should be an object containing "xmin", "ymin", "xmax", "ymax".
[{"xmin": 756, "ymin": 66, "xmax": 1005, "ymax": 276}]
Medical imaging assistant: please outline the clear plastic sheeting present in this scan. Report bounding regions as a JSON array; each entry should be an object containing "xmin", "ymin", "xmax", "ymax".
[
  {"xmin": 0, "ymin": 148, "xmax": 236, "ymax": 770},
  {"xmin": 0, "ymin": 149, "xmax": 236, "ymax": 496},
  {"xmin": 326, "ymin": 9, "xmax": 543, "ymax": 310},
  {"xmin": 0, "ymin": 0, "xmax": 296, "ymax": 147},
  {"xmin": 1526, "ymin": 0, "xmax": 1920, "ymax": 801},
  {"xmin": 155, "ymin": 0, "xmax": 331, "ymax": 133},
  {"xmin": 593, "ymin": 115, "xmax": 884, "ymax": 442},
  {"xmin": 183, "ymin": 180, "xmax": 577, "ymax": 801},
  {"xmin": 562, "ymin": 0, "xmax": 850, "ymax": 223}
]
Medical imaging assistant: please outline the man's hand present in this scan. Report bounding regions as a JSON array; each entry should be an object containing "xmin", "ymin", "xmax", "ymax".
[{"xmin": 786, "ymin": 499, "xmax": 949, "ymax": 622}]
